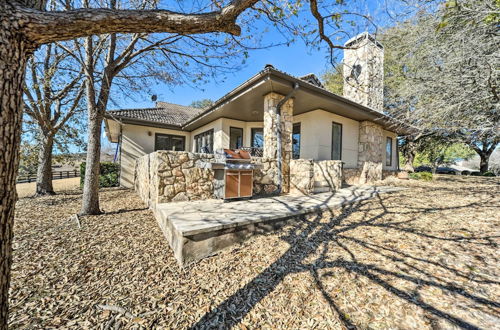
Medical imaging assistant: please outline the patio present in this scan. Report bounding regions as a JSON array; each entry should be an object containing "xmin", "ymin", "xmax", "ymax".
[{"xmin": 154, "ymin": 185, "xmax": 404, "ymax": 265}]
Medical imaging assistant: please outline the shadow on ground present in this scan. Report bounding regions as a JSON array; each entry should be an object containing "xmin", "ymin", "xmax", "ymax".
[{"xmin": 190, "ymin": 179, "xmax": 499, "ymax": 329}]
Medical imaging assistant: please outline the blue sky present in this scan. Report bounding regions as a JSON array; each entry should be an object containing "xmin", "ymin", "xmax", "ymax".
[
  {"xmin": 117, "ymin": 42, "xmax": 329, "ymax": 109},
  {"xmin": 114, "ymin": 0, "xmax": 409, "ymax": 110}
]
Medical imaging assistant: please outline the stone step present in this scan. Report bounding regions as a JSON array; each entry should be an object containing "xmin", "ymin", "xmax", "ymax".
[{"xmin": 152, "ymin": 185, "xmax": 405, "ymax": 266}]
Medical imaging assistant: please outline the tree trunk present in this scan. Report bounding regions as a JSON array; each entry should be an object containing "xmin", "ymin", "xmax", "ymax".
[
  {"xmin": 35, "ymin": 135, "xmax": 55, "ymax": 195},
  {"xmin": 80, "ymin": 107, "xmax": 103, "ymax": 215},
  {"xmin": 403, "ymin": 151, "xmax": 415, "ymax": 172},
  {"xmin": 402, "ymin": 141, "xmax": 416, "ymax": 172},
  {"xmin": 0, "ymin": 22, "xmax": 32, "ymax": 328},
  {"xmin": 479, "ymin": 153, "xmax": 489, "ymax": 174}
]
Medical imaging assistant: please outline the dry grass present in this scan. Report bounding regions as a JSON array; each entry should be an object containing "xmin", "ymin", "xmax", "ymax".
[
  {"xmin": 16, "ymin": 177, "xmax": 80, "ymax": 198},
  {"xmin": 9, "ymin": 176, "xmax": 500, "ymax": 329}
]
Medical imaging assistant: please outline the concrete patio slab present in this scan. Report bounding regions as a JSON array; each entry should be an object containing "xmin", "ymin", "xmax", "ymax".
[{"xmin": 153, "ymin": 185, "xmax": 404, "ymax": 265}]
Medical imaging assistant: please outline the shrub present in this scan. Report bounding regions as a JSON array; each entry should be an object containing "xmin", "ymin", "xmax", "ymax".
[
  {"xmin": 80, "ymin": 162, "xmax": 120, "ymax": 187},
  {"xmin": 482, "ymin": 171, "xmax": 496, "ymax": 177},
  {"xmin": 409, "ymin": 171, "xmax": 433, "ymax": 181}
]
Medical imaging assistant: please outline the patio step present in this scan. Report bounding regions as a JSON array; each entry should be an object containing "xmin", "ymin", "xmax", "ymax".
[{"xmin": 152, "ymin": 185, "xmax": 404, "ymax": 266}]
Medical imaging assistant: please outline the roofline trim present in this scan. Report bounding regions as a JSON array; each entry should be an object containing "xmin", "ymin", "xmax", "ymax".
[{"xmin": 181, "ymin": 66, "xmax": 416, "ymax": 134}]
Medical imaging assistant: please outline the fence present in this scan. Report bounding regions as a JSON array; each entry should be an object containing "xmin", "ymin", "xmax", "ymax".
[{"xmin": 17, "ymin": 170, "xmax": 79, "ymax": 184}]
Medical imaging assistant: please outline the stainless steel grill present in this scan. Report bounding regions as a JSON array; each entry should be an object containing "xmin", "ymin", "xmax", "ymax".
[{"xmin": 211, "ymin": 149, "xmax": 262, "ymax": 200}]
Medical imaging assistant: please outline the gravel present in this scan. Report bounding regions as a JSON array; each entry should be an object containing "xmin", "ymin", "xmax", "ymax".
[{"xmin": 9, "ymin": 176, "xmax": 500, "ymax": 329}]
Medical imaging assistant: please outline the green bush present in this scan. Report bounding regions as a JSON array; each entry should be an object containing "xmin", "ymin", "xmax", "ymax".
[
  {"xmin": 409, "ymin": 171, "xmax": 433, "ymax": 181},
  {"xmin": 80, "ymin": 162, "xmax": 120, "ymax": 187},
  {"xmin": 482, "ymin": 171, "xmax": 496, "ymax": 177}
]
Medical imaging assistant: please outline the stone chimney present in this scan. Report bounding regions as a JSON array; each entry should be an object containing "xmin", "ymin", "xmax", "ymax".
[{"xmin": 343, "ymin": 32, "xmax": 384, "ymax": 112}]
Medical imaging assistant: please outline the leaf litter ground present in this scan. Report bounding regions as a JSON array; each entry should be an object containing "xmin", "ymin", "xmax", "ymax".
[{"xmin": 9, "ymin": 175, "xmax": 500, "ymax": 329}]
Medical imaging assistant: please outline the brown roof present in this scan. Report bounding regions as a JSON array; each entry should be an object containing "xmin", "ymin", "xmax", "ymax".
[{"xmin": 106, "ymin": 102, "xmax": 202, "ymax": 127}]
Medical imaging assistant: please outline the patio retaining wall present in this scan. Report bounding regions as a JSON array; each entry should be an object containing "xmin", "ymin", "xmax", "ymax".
[
  {"xmin": 135, "ymin": 151, "xmax": 215, "ymax": 206},
  {"xmin": 343, "ymin": 167, "xmax": 398, "ymax": 185},
  {"xmin": 289, "ymin": 159, "xmax": 343, "ymax": 195}
]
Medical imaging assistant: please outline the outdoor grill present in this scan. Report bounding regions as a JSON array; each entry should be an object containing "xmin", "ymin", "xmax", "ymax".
[{"xmin": 211, "ymin": 149, "xmax": 262, "ymax": 200}]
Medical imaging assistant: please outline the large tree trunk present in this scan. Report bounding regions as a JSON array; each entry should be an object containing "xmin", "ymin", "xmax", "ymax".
[
  {"xmin": 479, "ymin": 153, "xmax": 489, "ymax": 174},
  {"xmin": 0, "ymin": 24, "xmax": 32, "ymax": 328},
  {"xmin": 80, "ymin": 108, "xmax": 103, "ymax": 215},
  {"xmin": 35, "ymin": 135, "xmax": 55, "ymax": 195},
  {"xmin": 402, "ymin": 140, "xmax": 417, "ymax": 172},
  {"xmin": 403, "ymin": 150, "xmax": 415, "ymax": 172}
]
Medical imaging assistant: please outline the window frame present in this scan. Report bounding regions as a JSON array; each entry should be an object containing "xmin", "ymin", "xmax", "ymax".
[
  {"xmin": 154, "ymin": 133, "xmax": 186, "ymax": 152},
  {"xmin": 229, "ymin": 126, "xmax": 244, "ymax": 149},
  {"xmin": 331, "ymin": 121, "xmax": 343, "ymax": 160},
  {"xmin": 194, "ymin": 129, "xmax": 214, "ymax": 153},
  {"xmin": 251, "ymin": 127, "xmax": 264, "ymax": 148},
  {"xmin": 386, "ymin": 137, "xmax": 393, "ymax": 167},
  {"xmin": 292, "ymin": 122, "xmax": 301, "ymax": 159}
]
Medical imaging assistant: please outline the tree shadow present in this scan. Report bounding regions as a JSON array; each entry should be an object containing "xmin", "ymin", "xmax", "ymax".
[{"xmin": 189, "ymin": 188, "xmax": 498, "ymax": 329}]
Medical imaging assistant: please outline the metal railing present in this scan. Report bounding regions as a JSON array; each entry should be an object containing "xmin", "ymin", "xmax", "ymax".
[
  {"xmin": 239, "ymin": 147, "xmax": 263, "ymax": 157},
  {"xmin": 17, "ymin": 169, "xmax": 79, "ymax": 184}
]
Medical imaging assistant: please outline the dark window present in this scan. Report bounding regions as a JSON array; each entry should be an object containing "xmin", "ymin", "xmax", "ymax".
[
  {"xmin": 251, "ymin": 128, "xmax": 263, "ymax": 148},
  {"xmin": 386, "ymin": 137, "xmax": 393, "ymax": 166},
  {"xmin": 155, "ymin": 133, "xmax": 185, "ymax": 152},
  {"xmin": 331, "ymin": 122, "xmax": 342, "ymax": 160},
  {"xmin": 292, "ymin": 123, "xmax": 301, "ymax": 159},
  {"xmin": 229, "ymin": 127, "xmax": 244, "ymax": 149},
  {"xmin": 194, "ymin": 129, "xmax": 214, "ymax": 153}
]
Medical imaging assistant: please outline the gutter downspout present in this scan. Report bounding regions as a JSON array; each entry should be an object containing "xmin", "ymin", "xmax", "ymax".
[{"xmin": 275, "ymin": 82, "xmax": 300, "ymax": 194}]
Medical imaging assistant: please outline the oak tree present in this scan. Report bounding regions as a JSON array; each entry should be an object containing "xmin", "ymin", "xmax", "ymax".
[{"xmin": 1, "ymin": 0, "xmax": 390, "ymax": 325}]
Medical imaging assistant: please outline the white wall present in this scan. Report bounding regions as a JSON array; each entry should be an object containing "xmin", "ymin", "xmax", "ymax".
[
  {"xmin": 191, "ymin": 118, "xmax": 264, "ymax": 151},
  {"xmin": 190, "ymin": 118, "xmax": 223, "ymax": 151},
  {"xmin": 293, "ymin": 109, "xmax": 360, "ymax": 168},
  {"xmin": 120, "ymin": 124, "xmax": 191, "ymax": 188}
]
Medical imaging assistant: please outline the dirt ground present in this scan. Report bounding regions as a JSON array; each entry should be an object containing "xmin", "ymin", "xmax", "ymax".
[
  {"xmin": 9, "ymin": 176, "xmax": 500, "ymax": 329},
  {"xmin": 16, "ymin": 177, "xmax": 80, "ymax": 198}
]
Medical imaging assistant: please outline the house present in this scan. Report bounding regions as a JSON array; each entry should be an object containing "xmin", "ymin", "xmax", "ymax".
[{"xmin": 105, "ymin": 33, "xmax": 412, "ymax": 197}]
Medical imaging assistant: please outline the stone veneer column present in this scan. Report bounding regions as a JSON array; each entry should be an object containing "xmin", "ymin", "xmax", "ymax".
[
  {"xmin": 263, "ymin": 92, "xmax": 294, "ymax": 193},
  {"xmin": 358, "ymin": 121, "xmax": 384, "ymax": 184}
]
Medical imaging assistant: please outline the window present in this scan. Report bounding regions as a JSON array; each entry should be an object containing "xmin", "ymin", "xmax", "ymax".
[
  {"xmin": 154, "ymin": 133, "xmax": 185, "ymax": 152},
  {"xmin": 331, "ymin": 122, "xmax": 342, "ymax": 160},
  {"xmin": 229, "ymin": 127, "xmax": 243, "ymax": 149},
  {"xmin": 251, "ymin": 128, "xmax": 263, "ymax": 148},
  {"xmin": 292, "ymin": 123, "xmax": 301, "ymax": 159},
  {"xmin": 386, "ymin": 137, "xmax": 393, "ymax": 166},
  {"xmin": 194, "ymin": 129, "xmax": 214, "ymax": 153}
]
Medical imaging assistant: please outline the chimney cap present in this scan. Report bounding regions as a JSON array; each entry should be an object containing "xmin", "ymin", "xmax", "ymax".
[
  {"xmin": 344, "ymin": 32, "xmax": 383, "ymax": 49},
  {"xmin": 264, "ymin": 64, "xmax": 275, "ymax": 69}
]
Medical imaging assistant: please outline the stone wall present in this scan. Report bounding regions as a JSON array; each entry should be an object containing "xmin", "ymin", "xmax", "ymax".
[
  {"xmin": 155, "ymin": 151, "xmax": 215, "ymax": 203},
  {"xmin": 289, "ymin": 159, "xmax": 342, "ymax": 195},
  {"xmin": 357, "ymin": 121, "xmax": 384, "ymax": 184},
  {"xmin": 313, "ymin": 160, "xmax": 343, "ymax": 192},
  {"xmin": 135, "ymin": 153, "xmax": 152, "ymax": 206},
  {"xmin": 252, "ymin": 157, "xmax": 279, "ymax": 195},
  {"xmin": 263, "ymin": 92, "xmax": 293, "ymax": 193},
  {"xmin": 290, "ymin": 159, "xmax": 314, "ymax": 195},
  {"xmin": 344, "ymin": 167, "xmax": 398, "ymax": 185},
  {"xmin": 343, "ymin": 33, "xmax": 384, "ymax": 112},
  {"xmin": 134, "ymin": 151, "xmax": 215, "ymax": 206}
]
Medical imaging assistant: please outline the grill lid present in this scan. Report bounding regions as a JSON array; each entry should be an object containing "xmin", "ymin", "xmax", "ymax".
[{"xmin": 223, "ymin": 149, "xmax": 251, "ymax": 161}]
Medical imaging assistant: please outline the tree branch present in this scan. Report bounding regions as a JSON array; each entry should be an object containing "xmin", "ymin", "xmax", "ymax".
[{"xmin": 17, "ymin": 0, "xmax": 259, "ymax": 44}]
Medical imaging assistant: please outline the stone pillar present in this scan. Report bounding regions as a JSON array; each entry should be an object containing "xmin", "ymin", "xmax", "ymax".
[
  {"xmin": 263, "ymin": 92, "xmax": 294, "ymax": 193},
  {"xmin": 358, "ymin": 121, "xmax": 384, "ymax": 184}
]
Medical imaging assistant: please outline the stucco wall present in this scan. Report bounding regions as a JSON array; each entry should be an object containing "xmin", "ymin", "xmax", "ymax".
[
  {"xmin": 293, "ymin": 109, "xmax": 360, "ymax": 167},
  {"xmin": 190, "ymin": 118, "xmax": 264, "ymax": 151},
  {"xmin": 190, "ymin": 118, "xmax": 223, "ymax": 152},
  {"xmin": 120, "ymin": 124, "xmax": 191, "ymax": 188}
]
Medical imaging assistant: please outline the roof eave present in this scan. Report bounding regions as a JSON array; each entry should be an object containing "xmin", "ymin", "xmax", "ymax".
[{"xmin": 104, "ymin": 113, "xmax": 185, "ymax": 130}]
